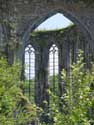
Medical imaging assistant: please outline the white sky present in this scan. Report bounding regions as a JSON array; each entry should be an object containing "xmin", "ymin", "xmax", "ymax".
[{"xmin": 36, "ymin": 13, "xmax": 73, "ymax": 31}]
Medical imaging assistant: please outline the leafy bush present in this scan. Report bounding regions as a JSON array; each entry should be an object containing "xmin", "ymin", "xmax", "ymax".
[
  {"xmin": 0, "ymin": 57, "xmax": 39, "ymax": 125},
  {"xmin": 0, "ymin": 51, "xmax": 94, "ymax": 125},
  {"xmin": 45, "ymin": 51, "xmax": 94, "ymax": 125}
]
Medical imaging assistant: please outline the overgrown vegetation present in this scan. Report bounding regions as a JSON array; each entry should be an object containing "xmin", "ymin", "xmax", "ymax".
[
  {"xmin": 44, "ymin": 51, "xmax": 94, "ymax": 125},
  {"xmin": 0, "ymin": 57, "xmax": 40, "ymax": 125},
  {"xmin": 0, "ymin": 51, "xmax": 94, "ymax": 125},
  {"xmin": 23, "ymin": 79, "xmax": 35, "ymax": 103}
]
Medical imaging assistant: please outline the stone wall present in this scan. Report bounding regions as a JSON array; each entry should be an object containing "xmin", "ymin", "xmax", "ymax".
[
  {"xmin": 19, "ymin": 25, "xmax": 90, "ymax": 106},
  {"xmin": 0, "ymin": 0, "xmax": 94, "ymax": 55},
  {"xmin": 0, "ymin": 0, "xmax": 94, "ymax": 108}
]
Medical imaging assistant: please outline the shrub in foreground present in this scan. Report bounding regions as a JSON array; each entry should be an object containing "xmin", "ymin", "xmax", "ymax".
[{"xmin": 0, "ymin": 57, "xmax": 39, "ymax": 125}]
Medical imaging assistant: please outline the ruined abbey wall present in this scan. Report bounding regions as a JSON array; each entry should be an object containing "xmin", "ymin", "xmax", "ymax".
[
  {"xmin": 0, "ymin": 0, "xmax": 94, "ymax": 59},
  {"xmin": 0, "ymin": 0, "xmax": 94, "ymax": 107}
]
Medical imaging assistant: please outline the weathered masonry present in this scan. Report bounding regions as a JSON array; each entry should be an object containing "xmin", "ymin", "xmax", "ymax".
[
  {"xmin": 0, "ymin": 0, "xmax": 94, "ymax": 106},
  {"xmin": 20, "ymin": 25, "xmax": 91, "ymax": 107}
]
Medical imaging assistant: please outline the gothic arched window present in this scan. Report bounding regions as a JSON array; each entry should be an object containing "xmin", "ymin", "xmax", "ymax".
[
  {"xmin": 49, "ymin": 44, "xmax": 59, "ymax": 95},
  {"xmin": 24, "ymin": 44, "xmax": 35, "ymax": 102}
]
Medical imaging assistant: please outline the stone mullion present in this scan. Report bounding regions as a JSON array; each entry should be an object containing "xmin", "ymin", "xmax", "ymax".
[
  {"xmin": 71, "ymin": 35, "xmax": 79, "ymax": 64},
  {"xmin": 35, "ymin": 46, "xmax": 49, "ymax": 123},
  {"xmin": 59, "ymin": 38, "xmax": 71, "ymax": 96},
  {"xmin": 40, "ymin": 47, "xmax": 49, "ymax": 108},
  {"xmin": 35, "ymin": 47, "xmax": 49, "ymax": 107},
  {"xmin": 85, "ymin": 40, "xmax": 92, "ymax": 70},
  {"xmin": 35, "ymin": 48, "xmax": 41, "ymax": 105},
  {"xmin": 59, "ymin": 45, "xmax": 64, "ymax": 97}
]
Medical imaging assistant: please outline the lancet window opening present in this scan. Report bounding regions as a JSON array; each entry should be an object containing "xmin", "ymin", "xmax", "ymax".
[
  {"xmin": 24, "ymin": 44, "xmax": 35, "ymax": 102},
  {"xmin": 49, "ymin": 44, "xmax": 59, "ymax": 95}
]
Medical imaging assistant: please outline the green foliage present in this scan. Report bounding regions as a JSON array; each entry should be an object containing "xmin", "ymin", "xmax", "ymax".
[
  {"xmin": 49, "ymin": 75, "xmax": 59, "ymax": 95},
  {"xmin": 60, "ymin": 51, "xmax": 92, "ymax": 125},
  {"xmin": 44, "ymin": 51, "xmax": 94, "ymax": 125},
  {"xmin": 23, "ymin": 79, "xmax": 35, "ymax": 103},
  {"xmin": 0, "ymin": 51, "xmax": 94, "ymax": 125},
  {"xmin": 0, "ymin": 57, "xmax": 39, "ymax": 125}
]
